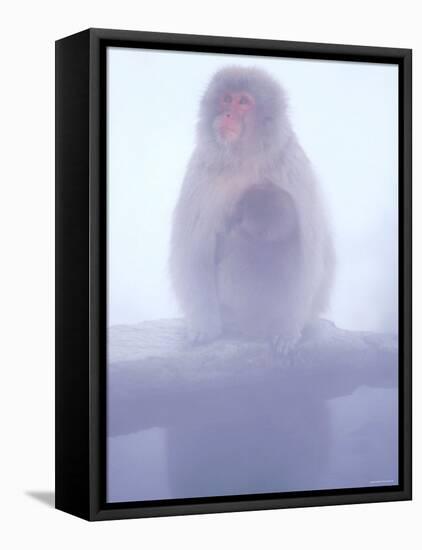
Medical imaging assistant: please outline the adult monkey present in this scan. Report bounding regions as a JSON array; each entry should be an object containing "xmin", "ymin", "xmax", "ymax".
[{"xmin": 170, "ymin": 66, "xmax": 335, "ymax": 353}]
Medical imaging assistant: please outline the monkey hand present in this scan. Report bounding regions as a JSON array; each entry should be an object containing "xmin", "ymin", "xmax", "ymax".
[
  {"xmin": 271, "ymin": 330, "xmax": 301, "ymax": 357},
  {"xmin": 187, "ymin": 312, "xmax": 222, "ymax": 345}
]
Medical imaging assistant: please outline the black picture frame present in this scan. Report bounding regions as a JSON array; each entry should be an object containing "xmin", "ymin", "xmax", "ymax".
[{"xmin": 55, "ymin": 28, "xmax": 412, "ymax": 521}]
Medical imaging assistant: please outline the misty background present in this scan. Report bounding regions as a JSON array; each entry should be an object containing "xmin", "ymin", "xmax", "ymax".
[
  {"xmin": 107, "ymin": 47, "xmax": 398, "ymax": 333},
  {"xmin": 106, "ymin": 47, "xmax": 399, "ymax": 503}
]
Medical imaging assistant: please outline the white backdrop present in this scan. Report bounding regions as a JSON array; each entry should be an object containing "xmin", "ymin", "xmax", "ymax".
[
  {"xmin": 0, "ymin": 1, "xmax": 420, "ymax": 549},
  {"xmin": 108, "ymin": 47, "xmax": 398, "ymax": 332}
]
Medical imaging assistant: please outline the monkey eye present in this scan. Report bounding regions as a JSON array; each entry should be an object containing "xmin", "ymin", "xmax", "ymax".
[
  {"xmin": 223, "ymin": 94, "xmax": 232, "ymax": 103},
  {"xmin": 239, "ymin": 95, "xmax": 250, "ymax": 105}
]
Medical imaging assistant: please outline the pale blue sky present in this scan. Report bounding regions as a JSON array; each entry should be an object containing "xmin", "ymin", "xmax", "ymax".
[{"xmin": 107, "ymin": 46, "xmax": 398, "ymax": 333}]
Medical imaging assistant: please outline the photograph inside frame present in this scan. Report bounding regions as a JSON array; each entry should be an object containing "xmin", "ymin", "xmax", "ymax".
[{"xmin": 105, "ymin": 46, "xmax": 399, "ymax": 503}]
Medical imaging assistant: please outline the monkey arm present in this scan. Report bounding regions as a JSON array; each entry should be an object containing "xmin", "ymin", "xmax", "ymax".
[{"xmin": 170, "ymin": 203, "xmax": 222, "ymax": 344}]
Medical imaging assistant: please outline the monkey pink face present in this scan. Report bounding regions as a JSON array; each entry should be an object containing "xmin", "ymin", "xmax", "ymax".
[{"xmin": 215, "ymin": 91, "xmax": 255, "ymax": 143}]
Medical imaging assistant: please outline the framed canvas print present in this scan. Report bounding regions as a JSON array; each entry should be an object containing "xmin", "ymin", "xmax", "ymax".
[{"xmin": 55, "ymin": 28, "xmax": 412, "ymax": 521}]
